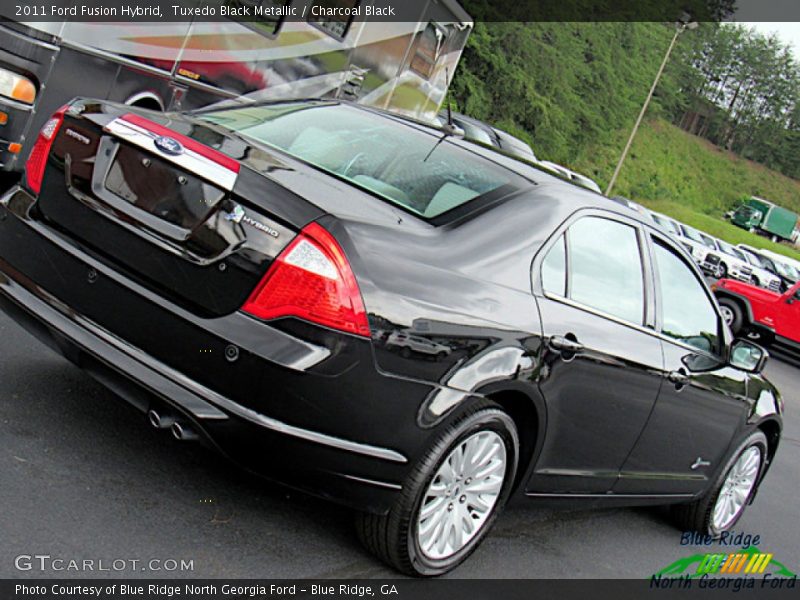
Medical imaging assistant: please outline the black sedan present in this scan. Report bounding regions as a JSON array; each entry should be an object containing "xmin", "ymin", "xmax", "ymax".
[{"xmin": 0, "ymin": 99, "xmax": 783, "ymax": 576}]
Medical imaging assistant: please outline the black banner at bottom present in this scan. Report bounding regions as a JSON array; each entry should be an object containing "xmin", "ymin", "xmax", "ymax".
[{"xmin": 2, "ymin": 578, "xmax": 798, "ymax": 600}]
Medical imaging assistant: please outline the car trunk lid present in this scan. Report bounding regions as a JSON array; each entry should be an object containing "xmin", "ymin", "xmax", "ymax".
[{"xmin": 32, "ymin": 100, "xmax": 323, "ymax": 317}]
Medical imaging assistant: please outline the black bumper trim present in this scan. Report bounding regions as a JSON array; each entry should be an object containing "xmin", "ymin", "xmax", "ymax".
[{"xmin": 0, "ymin": 259, "xmax": 408, "ymax": 464}]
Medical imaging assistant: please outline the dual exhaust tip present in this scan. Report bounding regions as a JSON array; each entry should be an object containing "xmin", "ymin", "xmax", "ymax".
[{"xmin": 147, "ymin": 409, "xmax": 198, "ymax": 441}]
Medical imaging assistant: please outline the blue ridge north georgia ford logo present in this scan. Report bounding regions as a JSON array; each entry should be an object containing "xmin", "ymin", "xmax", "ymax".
[{"xmin": 153, "ymin": 136, "xmax": 184, "ymax": 156}]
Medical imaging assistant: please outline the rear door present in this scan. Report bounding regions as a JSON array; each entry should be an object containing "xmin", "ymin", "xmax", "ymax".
[
  {"xmin": 529, "ymin": 211, "xmax": 664, "ymax": 494},
  {"xmin": 615, "ymin": 233, "xmax": 748, "ymax": 495}
]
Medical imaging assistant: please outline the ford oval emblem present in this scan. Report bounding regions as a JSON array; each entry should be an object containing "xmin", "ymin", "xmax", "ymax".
[{"xmin": 153, "ymin": 136, "xmax": 184, "ymax": 156}]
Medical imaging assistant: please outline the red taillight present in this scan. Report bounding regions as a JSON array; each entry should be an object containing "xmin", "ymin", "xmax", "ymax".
[
  {"xmin": 242, "ymin": 222, "xmax": 370, "ymax": 338},
  {"xmin": 25, "ymin": 105, "xmax": 67, "ymax": 194}
]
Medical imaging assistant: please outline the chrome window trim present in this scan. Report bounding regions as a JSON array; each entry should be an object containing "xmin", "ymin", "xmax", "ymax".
[{"xmin": 543, "ymin": 291, "xmax": 659, "ymax": 339}]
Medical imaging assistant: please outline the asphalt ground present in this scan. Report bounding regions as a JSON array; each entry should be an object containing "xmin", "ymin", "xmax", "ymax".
[{"xmin": 0, "ymin": 309, "xmax": 798, "ymax": 579}]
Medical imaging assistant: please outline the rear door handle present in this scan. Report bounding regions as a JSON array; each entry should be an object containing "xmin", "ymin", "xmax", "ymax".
[{"xmin": 549, "ymin": 336, "xmax": 584, "ymax": 354}]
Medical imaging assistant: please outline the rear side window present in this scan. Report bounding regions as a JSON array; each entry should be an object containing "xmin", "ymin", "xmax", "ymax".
[
  {"xmin": 202, "ymin": 102, "xmax": 521, "ymax": 220},
  {"xmin": 541, "ymin": 217, "xmax": 645, "ymax": 325},
  {"xmin": 652, "ymin": 240, "xmax": 721, "ymax": 355}
]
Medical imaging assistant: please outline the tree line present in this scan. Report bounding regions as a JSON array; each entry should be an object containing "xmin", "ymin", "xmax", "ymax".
[
  {"xmin": 671, "ymin": 23, "xmax": 800, "ymax": 179},
  {"xmin": 449, "ymin": 22, "xmax": 800, "ymax": 183}
]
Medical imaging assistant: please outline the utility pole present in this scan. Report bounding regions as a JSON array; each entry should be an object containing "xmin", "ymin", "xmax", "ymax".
[{"xmin": 605, "ymin": 20, "xmax": 697, "ymax": 197}]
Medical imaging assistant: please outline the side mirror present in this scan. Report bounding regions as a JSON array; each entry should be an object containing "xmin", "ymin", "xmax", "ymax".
[{"xmin": 729, "ymin": 339, "xmax": 768, "ymax": 374}]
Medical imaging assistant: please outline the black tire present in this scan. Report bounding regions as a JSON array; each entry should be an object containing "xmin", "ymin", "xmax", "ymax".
[
  {"xmin": 400, "ymin": 347, "xmax": 412, "ymax": 359},
  {"xmin": 356, "ymin": 402, "xmax": 519, "ymax": 577},
  {"xmin": 436, "ymin": 351, "xmax": 448, "ymax": 361},
  {"xmin": 671, "ymin": 430, "xmax": 767, "ymax": 537},
  {"xmin": 717, "ymin": 262, "xmax": 728, "ymax": 279},
  {"xmin": 718, "ymin": 298, "xmax": 744, "ymax": 334},
  {"xmin": 751, "ymin": 276, "xmax": 760, "ymax": 288}
]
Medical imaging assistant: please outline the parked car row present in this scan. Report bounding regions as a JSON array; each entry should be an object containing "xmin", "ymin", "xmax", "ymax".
[
  {"xmin": 648, "ymin": 211, "xmax": 794, "ymax": 293},
  {"xmin": 436, "ymin": 111, "xmax": 538, "ymax": 163},
  {"xmin": 535, "ymin": 160, "xmax": 603, "ymax": 193},
  {"xmin": 437, "ymin": 112, "xmax": 605, "ymax": 195}
]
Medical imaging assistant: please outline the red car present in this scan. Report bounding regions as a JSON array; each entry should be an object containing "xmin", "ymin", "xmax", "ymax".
[{"xmin": 713, "ymin": 278, "xmax": 800, "ymax": 353}]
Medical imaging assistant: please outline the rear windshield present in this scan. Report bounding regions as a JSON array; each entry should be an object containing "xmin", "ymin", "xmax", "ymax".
[{"xmin": 200, "ymin": 101, "xmax": 523, "ymax": 219}]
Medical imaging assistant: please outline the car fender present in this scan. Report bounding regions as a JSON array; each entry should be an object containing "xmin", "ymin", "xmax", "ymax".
[{"xmin": 416, "ymin": 344, "xmax": 542, "ymax": 427}]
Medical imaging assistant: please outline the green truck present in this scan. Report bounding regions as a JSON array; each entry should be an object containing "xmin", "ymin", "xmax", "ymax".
[{"xmin": 731, "ymin": 196, "xmax": 799, "ymax": 242}]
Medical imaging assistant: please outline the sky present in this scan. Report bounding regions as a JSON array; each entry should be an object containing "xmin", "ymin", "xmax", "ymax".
[{"xmin": 745, "ymin": 23, "xmax": 800, "ymax": 60}]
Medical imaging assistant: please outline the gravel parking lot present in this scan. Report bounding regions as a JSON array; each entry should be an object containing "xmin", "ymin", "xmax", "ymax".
[{"xmin": 1, "ymin": 309, "xmax": 798, "ymax": 579}]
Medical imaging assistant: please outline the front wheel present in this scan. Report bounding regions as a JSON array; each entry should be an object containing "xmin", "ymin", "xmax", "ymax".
[
  {"xmin": 716, "ymin": 262, "xmax": 728, "ymax": 279},
  {"xmin": 718, "ymin": 298, "xmax": 744, "ymax": 334},
  {"xmin": 671, "ymin": 430, "xmax": 767, "ymax": 537},
  {"xmin": 356, "ymin": 403, "xmax": 519, "ymax": 576}
]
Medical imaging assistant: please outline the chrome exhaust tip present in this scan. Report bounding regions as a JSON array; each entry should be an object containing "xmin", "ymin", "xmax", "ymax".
[
  {"xmin": 171, "ymin": 421, "xmax": 199, "ymax": 441},
  {"xmin": 148, "ymin": 409, "xmax": 175, "ymax": 430}
]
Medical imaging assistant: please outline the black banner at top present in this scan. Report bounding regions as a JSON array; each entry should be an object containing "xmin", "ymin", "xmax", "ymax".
[{"xmin": 0, "ymin": 0, "xmax": 797, "ymax": 23}]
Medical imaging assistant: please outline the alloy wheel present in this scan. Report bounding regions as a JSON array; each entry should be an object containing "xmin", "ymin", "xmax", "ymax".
[
  {"xmin": 711, "ymin": 446, "xmax": 761, "ymax": 532},
  {"xmin": 416, "ymin": 431, "xmax": 506, "ymax": 560}
]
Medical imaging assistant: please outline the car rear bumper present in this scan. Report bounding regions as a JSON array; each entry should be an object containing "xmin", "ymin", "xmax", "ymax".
[{"xmin": 0, "ymin": 187, "xmax": 437, "ymax": 514}]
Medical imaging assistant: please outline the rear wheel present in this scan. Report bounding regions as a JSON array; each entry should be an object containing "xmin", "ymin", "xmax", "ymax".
[
  {"xmin": 671, "ymin": 431, "xmax": 766, "ymax": 537},
  {"xmin": 718, "ymin": 298, "xmax": 744, "ymax": 334},
  {"xmin": 356, "ymin": 403, "xmax": 518, "ymax": 576}
]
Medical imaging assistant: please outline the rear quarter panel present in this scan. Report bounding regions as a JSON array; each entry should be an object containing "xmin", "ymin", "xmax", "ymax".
[{"xmin": 330, "ymin": 191, "xmax": 580, "ymax": 426}]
